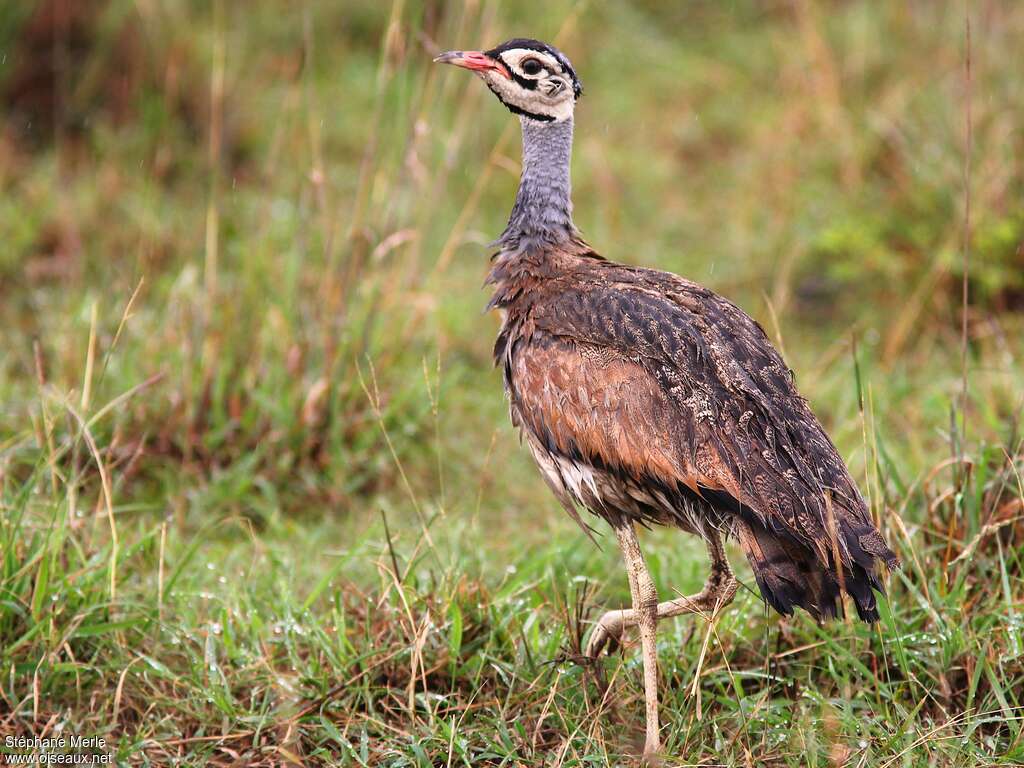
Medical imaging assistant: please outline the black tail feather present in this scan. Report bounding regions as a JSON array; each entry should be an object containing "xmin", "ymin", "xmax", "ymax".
[{"xmin": 736, "ymin": 516, "xmax": 894, "ymax": 623}]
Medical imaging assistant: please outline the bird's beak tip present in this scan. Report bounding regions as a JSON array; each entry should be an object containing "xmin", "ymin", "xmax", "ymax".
[{"xmin": 433, "ymin": 50, "xmax": 463, "ymax": 65}]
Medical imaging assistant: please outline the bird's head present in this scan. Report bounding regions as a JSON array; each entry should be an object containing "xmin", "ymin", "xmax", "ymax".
[{"xmin": 434, "ymin": 38, "xmax": 582, "ymax": 123}]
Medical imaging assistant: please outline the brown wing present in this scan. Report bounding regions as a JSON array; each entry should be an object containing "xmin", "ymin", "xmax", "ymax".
[
  {"xmin": 512, "ymin": 260, "xmax": 897, "ymax": 620},
  {"xmin": 510, "ymin": 335, "xmax": 738, "ymax": 519}
]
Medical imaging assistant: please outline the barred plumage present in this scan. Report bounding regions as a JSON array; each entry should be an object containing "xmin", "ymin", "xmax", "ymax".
[{"xmin": 492, "ymin": 243, "xmax": 897, "ymax": 621}]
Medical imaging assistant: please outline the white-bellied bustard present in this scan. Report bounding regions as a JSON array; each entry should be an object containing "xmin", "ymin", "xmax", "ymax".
[{"xmin": 435, "ymin": 38, "xmax": 898, "ymax": 759}]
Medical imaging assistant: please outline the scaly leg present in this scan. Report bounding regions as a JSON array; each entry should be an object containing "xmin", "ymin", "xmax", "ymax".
[
  {"xmin": 608, "ymin": 519, "xmax": 661, "ymax": 758},
  {"xmin": 586, "ymin": 529, "xmax": 738, "ymax": 659}
]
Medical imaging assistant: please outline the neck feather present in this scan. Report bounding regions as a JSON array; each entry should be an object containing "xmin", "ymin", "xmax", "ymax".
[{"xmin": 498, "ymin": 117, "xmax": 576, "ymax": 251}]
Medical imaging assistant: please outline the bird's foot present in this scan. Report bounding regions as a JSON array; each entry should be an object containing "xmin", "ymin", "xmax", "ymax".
[{"xmin": 585, "ymin": 609, "xmax": 629, "ymax": 658}]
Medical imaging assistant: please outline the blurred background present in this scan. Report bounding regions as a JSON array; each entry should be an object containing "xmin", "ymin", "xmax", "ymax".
[{"xmin": 1, "ymin": 1, "xmax": 1022, "ymax": 764}]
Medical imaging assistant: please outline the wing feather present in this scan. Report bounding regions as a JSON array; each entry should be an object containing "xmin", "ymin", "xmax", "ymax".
[{"xmin": 508, "ymin": 260, "xmax": 897, "ymax": 619}]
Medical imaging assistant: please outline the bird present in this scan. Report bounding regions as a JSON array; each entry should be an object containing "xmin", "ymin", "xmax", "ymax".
[{"xmin": 435, "ymin": 38, "xmax": 899, "ymax": 758}]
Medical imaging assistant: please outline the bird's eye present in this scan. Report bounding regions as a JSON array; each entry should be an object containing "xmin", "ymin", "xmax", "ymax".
[{"xmin": 521, "ymin": 58, "xmax": 543, "ymax": 76}]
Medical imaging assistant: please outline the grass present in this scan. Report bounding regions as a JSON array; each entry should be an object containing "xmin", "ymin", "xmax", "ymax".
[{"xmin": 1, "ymin": 0, "xmax": 1023, "ymax": 764}]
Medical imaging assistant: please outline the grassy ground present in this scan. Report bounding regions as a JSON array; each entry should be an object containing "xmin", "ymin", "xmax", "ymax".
[{"xmin": 1, "ymin": 1, "xmax": 1023, "ymax": 765}]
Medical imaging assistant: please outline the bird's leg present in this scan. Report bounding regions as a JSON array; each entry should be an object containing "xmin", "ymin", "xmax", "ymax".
[
  {"xmin": 609, "ymin": 519, "xmax": 661, "ymax": 758},
  {"xmin": 587, "ymin": 530, "xmax": 738, "ymax": 658}
]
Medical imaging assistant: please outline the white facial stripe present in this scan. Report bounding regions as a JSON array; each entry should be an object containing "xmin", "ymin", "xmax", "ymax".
[
  {"xmin": 479, "ymin": 48, "xmax": 575, "ymax": 122},
  {"xmin": 501, "ymin": 48, "xmax": 562, "ymax": 77}
]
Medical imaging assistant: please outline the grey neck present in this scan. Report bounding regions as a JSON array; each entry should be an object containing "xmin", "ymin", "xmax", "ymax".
[{"xmin": 498, "ymin": 116, "xmax": 576, "ymax": 252}]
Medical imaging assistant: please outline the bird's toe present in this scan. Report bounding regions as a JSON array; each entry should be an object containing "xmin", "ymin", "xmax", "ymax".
[{"xmin": 586, "ymin": 612, "xmax": 626, "ymax": 658}]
